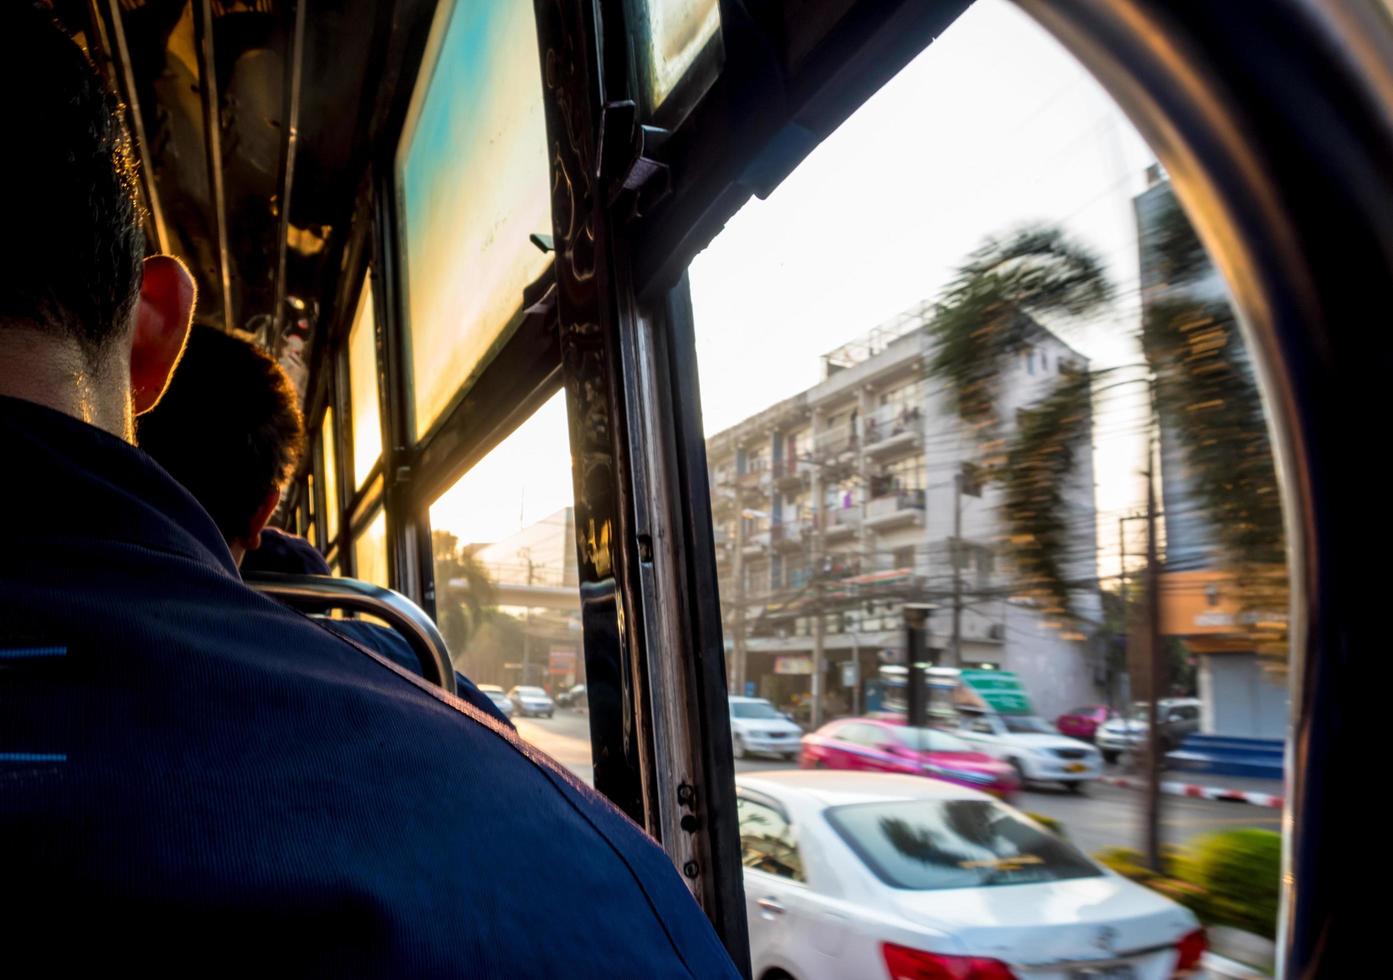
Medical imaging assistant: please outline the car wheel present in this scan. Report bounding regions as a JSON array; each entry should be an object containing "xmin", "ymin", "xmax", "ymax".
[
  {"xmin": 1102, "ymin": 750, "xmax": 1119, "ymax": 765},
  {"xmin": 545, "ymin": 712, "xmax": 553, "ymax": 719},
  {"xmin": 783, "ymin": 752, "xmax": 798, "ymax": 762},
  {"xmin": 733, "ymin": 735, "xmax": 747, "ymax": 760},
  {"xmin": 1065, "ymin": 780, "xmax": 1086, "ymax": 795}
]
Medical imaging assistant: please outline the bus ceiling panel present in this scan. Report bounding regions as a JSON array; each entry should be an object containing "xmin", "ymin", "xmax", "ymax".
[
  {"xmin": 89, "ymin": 0, "xmax": 437, "ymax": 344},
  {"xmin": 629, "ymin": 0, "xmax": 970, "ymax": 298}
]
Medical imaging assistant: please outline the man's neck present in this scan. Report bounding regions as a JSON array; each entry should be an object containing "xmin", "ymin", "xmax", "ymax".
[{"xmin": 0, "ymin": 326, "xmax": 132, "ymax": 441}]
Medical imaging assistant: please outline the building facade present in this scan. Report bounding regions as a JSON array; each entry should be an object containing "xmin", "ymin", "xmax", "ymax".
[
  {"xmin": 1136, "ymin": 172, "xmax": 1289, "ymax": 741},
  {"xmin": 706, "ymin": 303, "xmax": 1104, "ymax": 727}
]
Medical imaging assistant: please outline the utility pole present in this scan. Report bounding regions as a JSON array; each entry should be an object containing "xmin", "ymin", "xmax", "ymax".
[
  {"xmin": 1143, "ymin": 436, "xmax": 1165, "ymax": 872},
  {"xmin": 950, "ymin": 470, "xmax": 964, "ymax": 668},
  {"xmin": 731, "ymin": 494, "xmax": 746, "ymax": 696},
  {"xmin": 519, "ymin": 547, "xmax": 535, "ymax": 687},
  {"xmin": 1117, "ymin": 513, "xmax": 1128, "ymax": 711},
  {"xmin": 809, "ymin": 417, "xmax": 826, "ymax": 730}
]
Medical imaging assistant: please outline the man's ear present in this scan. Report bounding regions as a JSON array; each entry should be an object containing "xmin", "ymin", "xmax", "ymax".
[
  {"xmin": 131, "ymin": 255, "xmax": 196, "ymax": 415},
  {"xmin": 243, "ymin": 486, "xmax": 283, "ymax": 554}
]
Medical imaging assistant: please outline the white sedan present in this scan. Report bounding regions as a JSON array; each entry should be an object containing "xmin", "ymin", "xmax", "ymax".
[
  {"xmin": 507, "ymin": 685, "xmax": 555, "ymax": 718},
  {"xmin": 954, "ymin": 712, "xmax": 1103, "ymax": 791},
  {"xmin": 736, "ymin": 771, "xmax": 1204, "ymax": 980}
]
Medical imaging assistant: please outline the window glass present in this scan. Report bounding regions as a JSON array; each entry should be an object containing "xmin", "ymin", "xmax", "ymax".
[
  {"xmin": 305, "ymin": 471, "xmax": 317, "ymax": 547},
  {"xmin": 895, "ymin": 727, "xmax": 974, "ymax": 754},
  {"xmin": 396, "ymin": 0, "xmax": 552, "ymax": 441},
  {"xmin": 827, "ymin": 799, "xmax": 1099, "ymax": 890},
  {"xmin": 628, "ymin": 0, "xmax": 721, "ymax": 112},
  {"xmin": 731, "ymin": 700, "xmax": 782, "ymax": 720},
  {"xmin": 737, "ymin": 796, "xmax": 804, "ymax": 881},
  {"xmin": 689, "ymin": 0, "xmax": 1290, "ymax": 944},
  {"xmin": 427, "ymin": 391, "xmax": 588, "ymax": 777},
  {"xmin": 347, "ymin": 275, "xmax": 383, "ymax": 488},
  {"xmin": 320, "ymin": 408, "xmax": 339, "ymax": 545},
  {"xmin": 354, "ymin": 510, "xmax": 389, "ymax": 588}
]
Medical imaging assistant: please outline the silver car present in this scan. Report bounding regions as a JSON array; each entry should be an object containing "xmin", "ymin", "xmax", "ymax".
[{"xmin": 1097, "ymin": 699, "xmax": 1202, "ymax": 763}]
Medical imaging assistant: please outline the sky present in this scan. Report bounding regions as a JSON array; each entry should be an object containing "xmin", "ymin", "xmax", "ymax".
[{"xmin": 429, "ymin": 0, "xmax": 1170, "ymax": 577}]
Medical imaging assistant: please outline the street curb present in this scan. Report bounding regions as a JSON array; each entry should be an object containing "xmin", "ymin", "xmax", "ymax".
[
  {"xmin": 1099, "ymin": 776, "xmax": 1283, "ymax": 808},
  {"xmin": 1202, "ymin": 951, "xmax": 1272, "ymax": 978}
]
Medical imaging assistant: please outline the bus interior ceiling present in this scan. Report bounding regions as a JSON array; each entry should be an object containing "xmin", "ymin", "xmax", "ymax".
[{"xmin": 61, "ymin": 0, "xmax": 433, "ymax": 361}]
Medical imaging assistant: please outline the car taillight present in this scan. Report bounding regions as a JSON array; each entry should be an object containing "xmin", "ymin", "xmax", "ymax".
[
  {"xmin": 1174, "ymin": 928, "xmax": 1206, "ymax": 973},
  {"xmin": 882, "ymin": 942, "xmax": 1016, "ymax": 980}
]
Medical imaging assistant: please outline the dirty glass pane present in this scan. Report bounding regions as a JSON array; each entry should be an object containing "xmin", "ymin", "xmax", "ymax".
[
  {"xmin": 354, "ymin": 509, "xmax": 390, "ymax": 588},
  {"xmin": 630, "ymin": 0, "xmax": 722, "ymax": 112},
  {"xmin": 427, "ymin": 391, "xmax": 590, "ymax": 780},
  {"xmin": 397, "ymin": 0, "xmax": 552, "ymax": 441},
  {"xmin": 321, "ymin": 407, "xmax": 339, "ymax": 546},
  {"xmin": 347, "ymin": 275, "xmax": 383, "ymax": 489}
]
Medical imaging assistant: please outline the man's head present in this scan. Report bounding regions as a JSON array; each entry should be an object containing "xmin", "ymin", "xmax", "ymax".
[
  {"xmin": 0, "ymin": 3, "xmax": 194, "ymax": 437},
  {"xmin": 138, "ymin": 326, "xmax": 306, "ymax": 565}
]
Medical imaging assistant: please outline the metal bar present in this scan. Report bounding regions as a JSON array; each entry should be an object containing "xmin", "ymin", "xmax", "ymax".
[
  {"xmin": 271, "ymin": 0, "xmax": 307, "ymax": 342},
  {"xmin": 532, "ymin": 0, "xmax": 651, "ymax": 829},
  {"xmin": 246, "ymin": 572, "xmax": 458, "ymax": 695},
  {"xmin": 659, "ymin": 275, "xmax": 753, "ymax": 970},
  {"xmin": 191, "ymin": 0, "xmax": 234, "ymax": 333},
  {"xmin": 95, "ymin": 0, "xmax": 168, "ymax": 253}
]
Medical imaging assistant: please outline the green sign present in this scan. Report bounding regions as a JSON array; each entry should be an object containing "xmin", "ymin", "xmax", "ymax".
[{"xmin": 959, "ymin": 669, "xmax": 1033, "ymax": 715}]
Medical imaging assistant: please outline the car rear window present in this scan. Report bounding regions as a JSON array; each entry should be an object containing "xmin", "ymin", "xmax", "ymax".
[{"xmin": 825, "ymin": 799, "xmax": 1101, "ymax": 891}]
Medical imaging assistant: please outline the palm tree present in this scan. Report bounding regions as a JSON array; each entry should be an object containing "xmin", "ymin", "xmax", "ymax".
[
  {"xmin": 431, "ymin": 530, "xmax": 498, "ymax": 670},
  {"xmin": 925, "ymin": 213, "xmax": 1287, "ymax": 666}
]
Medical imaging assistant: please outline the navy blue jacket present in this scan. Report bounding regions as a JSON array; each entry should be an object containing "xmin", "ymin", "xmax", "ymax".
[{"xmin": 0, "ymin": 396, "xmax": 737, "ymax": 977}]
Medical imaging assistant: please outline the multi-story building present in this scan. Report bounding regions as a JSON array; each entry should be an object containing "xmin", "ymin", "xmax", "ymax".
[
  {"xmin": 1137, "ymin": 171, "xmax": 1289, "ymax": 742},
  {"xmin": 706, "ymin": 303, "xmax": 1104, "ymax": 727}
]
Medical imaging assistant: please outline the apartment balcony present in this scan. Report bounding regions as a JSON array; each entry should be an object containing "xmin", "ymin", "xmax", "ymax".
[
  {"xmin": 742, "ymin": 529, "xmax": 771, "ymax": 556},
  {"xmin": 864, "ymin": 489, "xmax": 926, "ymax": 530},
  {"xmin": 812, "ymin": 425, "xmax": 858, "ymax": 462},
  {"xmin": 773, "ymin": 457, "xmax": 810, "ymax": 488},
  {"xmin": 864, "ymin": 405, "xmax": 924, "ymax": 458},
  {"xmin": 771, "ymin": 521, "xmax": 806, "ymax": 551},
  {"xmin": 821, "ymin": 507, "xmax": 861, "ymax": 541}
]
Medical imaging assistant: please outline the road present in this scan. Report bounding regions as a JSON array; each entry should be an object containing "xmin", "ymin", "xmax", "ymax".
[{"xmin": 515, "ymin": 711, "xmax": 1280, "ymax": 855}]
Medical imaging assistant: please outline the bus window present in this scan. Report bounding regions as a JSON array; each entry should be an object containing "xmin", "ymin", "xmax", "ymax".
[
  {"xmin": 688, "ymin": 0, "xmax": 1290, "ymax": 960},
  {"xmin": 353, "ymin": 509, "xmax": 389, "ymax": 589},
  {"xmin": 347, "ymin": 274, "xmax": 382, "ymax": 490},
  {"xmin": 427, "ymin": 391, "xmax": 589, "ymax": 777},
  {"xmin": 395, "ymin": 1, "xmax": 551, "ymax": 442},
  {"xmin": 627, "ymin": 0, "xmax": 722, "ymax": 116},
  {"xmin": 320, "ymin": 407, "xmax": 340, "ymax": 549}
]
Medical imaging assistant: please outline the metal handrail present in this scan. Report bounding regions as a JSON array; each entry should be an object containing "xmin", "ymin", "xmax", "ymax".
[{"xmin": 245, "ymin": 572, "xmax": 457, "ymax": 696}]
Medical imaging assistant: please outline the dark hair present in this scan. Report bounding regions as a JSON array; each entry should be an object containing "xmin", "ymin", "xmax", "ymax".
[
  {"xmin": 0, "ymin": 3, "xmax": 145, "ymax": 357},
  {"xmin": 138, "ymin": 326, "xmax": 306, "ymax": 541}
]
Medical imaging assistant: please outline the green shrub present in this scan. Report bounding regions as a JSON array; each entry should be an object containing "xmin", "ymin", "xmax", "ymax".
[
  {"xmin": 1187, "ymin": 829, "xmax": 1281, "ymax": 940},
  {"xmin": 1094, "ymin": 830, "xmax": 1281, "ymax": 940}
]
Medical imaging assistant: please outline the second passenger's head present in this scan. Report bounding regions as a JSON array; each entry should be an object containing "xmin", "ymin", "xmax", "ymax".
[
  {"xmin": 138, "ymin": 326, "xmax": 306, "ymax": 566},
  {"xmin": 0, "ymin": 3, "xmax": 195, "ymax": 438}
]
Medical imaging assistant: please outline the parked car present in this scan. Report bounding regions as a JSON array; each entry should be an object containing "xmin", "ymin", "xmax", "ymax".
[
  {"xmin": 484, "ymin": 689, "xmax": 514, "ymax": 719},
  {"xmin": 799, "ymin": 717, "xmax": 1019, "ymax": 798},
  {"xmin": 1097, "ymin": 699, "xmax": 1203, "ymax": 764},
  {"xmin": 507, "ymin": 685, "xmax": 555, "ymax": 718},
  {"xmin": 729, "ymin": 696, "xmax": 803, "ymax": 760},
  {"xmin": 736, "ymin": 770, "xmax": 1205, "ymax": 980},
  {"xmin": 556, "ymin": 684, "xmax": 587, "ymax": 709},
  {"xmin": 953, "ymin": 710, "xmax": 1102, "ymax": 792},
  {"xmin": 1056, "ymin": 704, "xmax": 1117, "ymax": 742}
]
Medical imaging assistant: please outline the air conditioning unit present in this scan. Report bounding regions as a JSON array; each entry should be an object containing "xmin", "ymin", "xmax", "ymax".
[{"xmin": 987, "ymin": 623, "xmax": 1006, "ymax": 641}]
